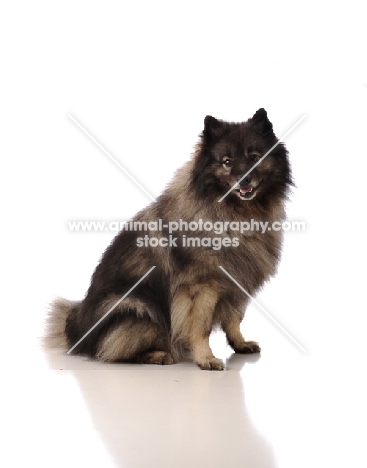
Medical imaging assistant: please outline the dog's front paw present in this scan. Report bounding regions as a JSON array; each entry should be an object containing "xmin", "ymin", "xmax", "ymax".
[
  {"xmin": 233, "ymin": 341, "xmax": 261, "ymax": 354},
  {"xmin": 197, "ymin": 357, "xmax": 225, "ymax": 371}
]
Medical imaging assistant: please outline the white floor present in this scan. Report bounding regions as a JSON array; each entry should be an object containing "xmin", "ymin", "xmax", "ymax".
[{"xmin": 2, "ymin": 308, "xmax": 366, "ymax": 468}]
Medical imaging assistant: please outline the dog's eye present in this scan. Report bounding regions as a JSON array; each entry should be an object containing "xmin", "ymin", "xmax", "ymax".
[
  {"xmin": 223, "ymin": 158, "xmax": 233, "ymax": 168},
  {"xmin": 249, "ymin": 154, "xmax": 260, "ymax": 163}
]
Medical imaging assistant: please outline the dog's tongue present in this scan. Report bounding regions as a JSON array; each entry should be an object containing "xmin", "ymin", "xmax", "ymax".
[{"xmin": 240, "ymin": 187, "xmax": 252, "ymax": 194}]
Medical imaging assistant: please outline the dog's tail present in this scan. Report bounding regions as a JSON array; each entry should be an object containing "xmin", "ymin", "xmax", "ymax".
[{"xmin": 44, "ymin": 298, "xmax": 80, "ymax": 349}]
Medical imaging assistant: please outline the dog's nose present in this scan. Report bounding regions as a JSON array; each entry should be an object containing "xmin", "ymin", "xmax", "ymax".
[{"xmin": 238, "ymin": 174, "xmax": 252, "ymax": 186}]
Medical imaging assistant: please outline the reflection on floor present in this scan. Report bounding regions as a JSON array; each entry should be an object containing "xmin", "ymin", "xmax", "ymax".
[{"xmin": 4, "ymin": 324, "xmax": 365, "ymax": 468}]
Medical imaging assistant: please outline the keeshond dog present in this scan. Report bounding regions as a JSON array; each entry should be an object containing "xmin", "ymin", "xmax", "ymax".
[{"xmin": 46, "ymin": 108, "xmax": 293, "ymax": 370}]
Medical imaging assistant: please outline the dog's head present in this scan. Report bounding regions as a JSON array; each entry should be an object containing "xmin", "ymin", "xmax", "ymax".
[{"xmin": 192, "ymin": 109, "xmax": 293, "ymax": 205}]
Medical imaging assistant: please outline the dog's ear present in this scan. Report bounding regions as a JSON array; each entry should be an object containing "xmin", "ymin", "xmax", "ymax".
[
  {"xmin": 251, "ymin": 108, "xmax": 274, "ymax": 135},
  {"xmin": 203, "ymin": 115, "xmax": 225, "ymax": 142}
]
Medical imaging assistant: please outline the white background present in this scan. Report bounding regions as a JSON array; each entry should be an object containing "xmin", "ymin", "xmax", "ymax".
[{"xmin": 1, "ymin": 1, "xmax": 367, "ymax": 467}]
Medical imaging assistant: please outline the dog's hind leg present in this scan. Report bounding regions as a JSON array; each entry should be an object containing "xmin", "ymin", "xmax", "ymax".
[
  {"xmin": 95, "ymin": 315, "xmax": 173, "ymax": 364},
  {"xmin": 136, "ymin": 350, "xmax": 174, "ymax": 365}
]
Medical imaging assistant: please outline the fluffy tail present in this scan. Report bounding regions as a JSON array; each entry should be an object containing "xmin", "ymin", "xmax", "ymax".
[{"xmin": 44, "ymin": 298, "xmax": 80, "ymax": 349}]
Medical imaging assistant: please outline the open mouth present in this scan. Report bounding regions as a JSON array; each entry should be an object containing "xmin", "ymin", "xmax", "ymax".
[
  {"xmin": 239, "ymin": 186, "xmax": 254, "ymax": 198},
  {"xmin": 236, "ymin": 179, "xmax": 263, "ymax": 200}
]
